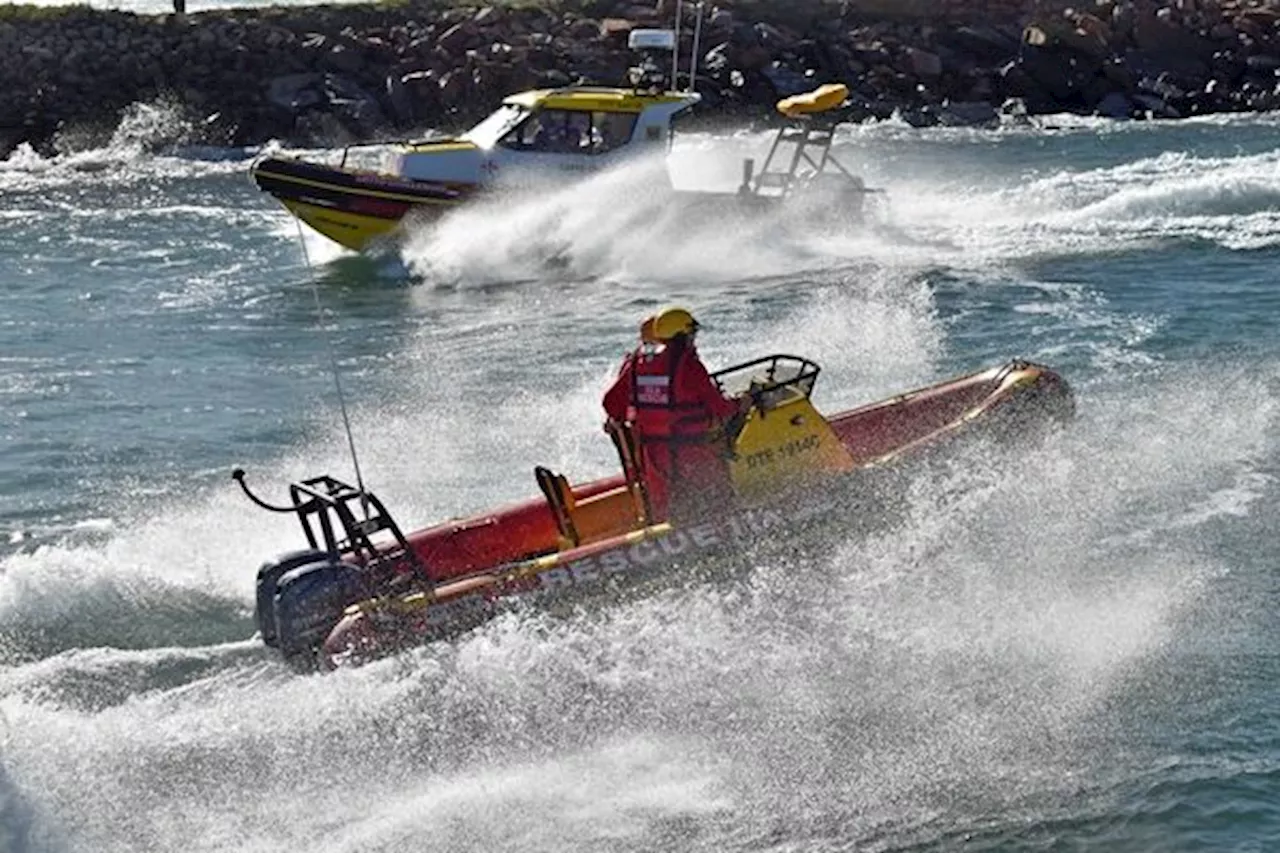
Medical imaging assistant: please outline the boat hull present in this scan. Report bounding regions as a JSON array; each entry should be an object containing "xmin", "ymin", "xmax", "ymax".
[
  {"xmin": 324, "ymin": 506, "xmax": 819, "ymax": 669},
  {"xmin": 254, "ymin": 157, "xmax": 884, "ymax": 253},
  {"xmin": 251, "ymin": 156, "xmax": 472, "ymax": 251},
  {"xmin": 317, "ymin": 359, "xmax": 1073, "ymax": 669}
]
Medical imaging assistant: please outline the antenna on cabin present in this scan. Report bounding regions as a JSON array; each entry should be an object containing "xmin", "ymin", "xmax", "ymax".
[
  {"xmin": 689, "ymin": 1, "xmax": 705, "ymax": 92},
  {"xmin": 672, "ymin": 0, "xmax": 682, "ymax": 89}
]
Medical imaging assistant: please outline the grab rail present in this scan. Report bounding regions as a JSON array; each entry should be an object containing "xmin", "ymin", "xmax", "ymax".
[{"xmin": 711, "ymin": 354, "xmax": 821, "ymax": 400}]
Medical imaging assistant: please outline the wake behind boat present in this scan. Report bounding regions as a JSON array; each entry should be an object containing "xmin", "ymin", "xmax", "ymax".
[
  {"xmin": 251, "ymin": 27, "xmax": 884, "ymax": 252},
  {"xmin": 236, "ymin": 349, "xmax": 1073, "ymax": 671}
]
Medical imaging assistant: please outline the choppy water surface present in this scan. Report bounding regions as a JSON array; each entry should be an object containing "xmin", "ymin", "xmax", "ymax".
[{"xmin": 2, "ymin": 105, "xmax": 1279, "ymax": 852}]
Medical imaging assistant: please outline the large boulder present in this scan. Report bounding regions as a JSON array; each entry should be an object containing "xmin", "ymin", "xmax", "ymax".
[
  {"xmin": 266, "ymin": 72, "xmax": 325, "ymax": 112},
  {"xmin": 397, "ymin": 69, "xmax": 441, "ymax": 124},
  {"xmin": 936, "ymin": 24, "xmax": 1021, "ymax": 64},
  {"xmin": 1015, "ymin": 43, "xmax": 1093, "ymax": 103},
  {"xmin": 265, "ymin": 71, "xmax": 386, "ymax": 141},
  {"xmin": 936, "ymin": 98, "xmax": 998, "ymax": 126},
  {"xmin": 905, "ymin": 46, "xmax": 943, "ymax": 77},
  {"xmin": 1, "ymin": 127, "xmax": 22, "ymax": 161},
  {"xmin": 1095, "ymin": 90, "xmax": 1134, "ymax": 117},
  {"xmin": 760, "ymin": 62, "xmax": 813, "ymax": 97},
  {"xmin": 1131, "ymin": 8, "xmax": 1216, "ymax": 75}
]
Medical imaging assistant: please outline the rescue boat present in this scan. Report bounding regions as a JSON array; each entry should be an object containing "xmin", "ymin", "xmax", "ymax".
[
  {"xmin": 250, "ymin": 29, "xmax": 881, "ymax": 252},
  {"xmin": 235, "ymin": 355, "xmax": 1074, "ymax": 670}
]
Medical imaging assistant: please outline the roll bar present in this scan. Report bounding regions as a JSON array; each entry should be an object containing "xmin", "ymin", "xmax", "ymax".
[{"xmin": 232, "ymin": 468, "xmax": 425, "ymax": 575}]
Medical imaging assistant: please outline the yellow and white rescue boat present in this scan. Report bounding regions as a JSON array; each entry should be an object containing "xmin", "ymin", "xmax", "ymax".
[
  {"xmin": 251, "ymin": 30, "xmax": 883, "ymax": 251},
  {"xmin": 251, "ymin": 85, "xmax": 699, "ymax": 251}
]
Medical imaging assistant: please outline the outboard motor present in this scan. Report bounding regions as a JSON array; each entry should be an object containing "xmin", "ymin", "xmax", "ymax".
[
  {"xmin": 254, "ymin": 548, "xmax": 332, "ymax": 647},
  {"xmin": 272, "ymin": 558, "xmax": 367, "ymax": 669},
  {"xmin": 233, "ymin": 468, "xmax": 428, "ymax": 668}
]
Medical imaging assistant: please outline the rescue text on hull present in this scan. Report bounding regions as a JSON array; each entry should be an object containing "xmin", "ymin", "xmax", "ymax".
[
  {"xmin": 250, "ymin": 30, "xmax": 882, "ymax": 252},
  {"xmin": 235, "ymin": 355, "xmax": 1074, "ymax": 671}
]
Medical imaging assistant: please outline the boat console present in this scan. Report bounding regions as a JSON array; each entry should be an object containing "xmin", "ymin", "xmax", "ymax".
[{"xmin": 711, "ymin": 355, "xmax": 856, "ymax": 495}]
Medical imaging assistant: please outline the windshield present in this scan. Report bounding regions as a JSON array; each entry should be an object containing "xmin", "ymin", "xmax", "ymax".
[
  {"xmin": 461, "ymin": 104, "xmax": 530, "ymax": 149},
  {"xmin": 712, "ymin": 355, "xmax": 820, "ymax": 402}
]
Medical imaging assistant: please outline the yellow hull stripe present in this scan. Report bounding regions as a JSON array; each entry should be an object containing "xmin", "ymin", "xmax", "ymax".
[
  {"xmin": 281, "ymin": 200, "xmax": 402, "ymax": 252},
  {"xmin": 360, "ymin": 522, "xmax": 676, "ymax": 616},
  {"xmin": 401, "ymin": 141, "xmax": 480, "ymax": 153}
]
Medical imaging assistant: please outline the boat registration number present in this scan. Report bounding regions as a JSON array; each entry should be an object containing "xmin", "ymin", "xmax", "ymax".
[{"xmin": 744, "ymin": 434, "xmax": 821, "ymax": 470}]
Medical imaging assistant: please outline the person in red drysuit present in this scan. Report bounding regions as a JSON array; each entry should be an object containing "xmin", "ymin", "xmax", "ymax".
[{"xmin": 603, "ymin": 307, "xmax": 743, "ymax": 522}]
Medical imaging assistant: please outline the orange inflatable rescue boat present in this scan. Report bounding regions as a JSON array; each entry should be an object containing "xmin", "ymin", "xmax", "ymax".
[{"xmin": 235, "ymin": 354, "xmax": 1073, "ymax": 670}]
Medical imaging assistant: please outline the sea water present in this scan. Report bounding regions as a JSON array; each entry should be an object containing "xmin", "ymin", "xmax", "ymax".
[{"xmin": 1, "ymin": 104, "xmax": 1278, "ymax": 851}]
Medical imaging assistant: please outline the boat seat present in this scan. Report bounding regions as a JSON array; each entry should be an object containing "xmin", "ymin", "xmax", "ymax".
[
  {"xmin": 604, "ymin": 419, "xmax": 653, "ymax": 525},
  {"xmin": 535, "ymin": 466, "xmax": 645, "ymax": 551},
  {"xmin": 535, "ymin": 466, "xmax": 579, "ymax": 548}
]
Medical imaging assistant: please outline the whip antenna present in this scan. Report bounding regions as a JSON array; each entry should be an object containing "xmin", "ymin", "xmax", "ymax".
[
  {"xmin": 294, "ymin": 220, "xmax": 370, "ymax": 514},
  {"xmin": 672, "ymin": 0, "xmax": 682, "ymax": 89}
]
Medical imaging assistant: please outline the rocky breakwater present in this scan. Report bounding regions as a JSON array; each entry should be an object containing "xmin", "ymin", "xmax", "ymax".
[
  {"xmin": 1012, "ymin": 0, "xmax": 1280, "ymax": 120},
  {"xmin": 2, "ymin": 0, "xmax": 1280, "ymax": 161}
]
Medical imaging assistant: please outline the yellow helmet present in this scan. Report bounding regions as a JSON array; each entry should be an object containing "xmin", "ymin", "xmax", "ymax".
[{"xmin": 648, "ymin": 306, "xmax": 699, "ymax": 342}]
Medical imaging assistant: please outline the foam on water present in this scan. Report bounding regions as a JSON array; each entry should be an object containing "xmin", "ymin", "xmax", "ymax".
[
  {"xmin": 384, "ymin": 117, "xmax": 1280, "ymax": 294},
  {"xmin": 761, "ymin": 128, "xmax": 1280, "ymax": 272},
  {"xmin": 397, "ymin": 148, "xmax": 925, "ymax": 289},
  {"xmin": 1, "ymin": 100, "xmax": 253, "ymax": 197},
  {"xmin": 6, "ymin": 93, "xmax": 1265, "ymax": 290}
]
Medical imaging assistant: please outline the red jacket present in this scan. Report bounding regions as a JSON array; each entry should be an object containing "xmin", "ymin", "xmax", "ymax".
[{"xmin": 603, "ymin": 338, "xmax": 738, "ymax": 440}]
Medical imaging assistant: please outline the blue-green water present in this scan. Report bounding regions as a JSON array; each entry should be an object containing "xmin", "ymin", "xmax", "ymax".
[{"xmin": 2, "ymin": 104, "xmax": 1278, "ymax": 852}]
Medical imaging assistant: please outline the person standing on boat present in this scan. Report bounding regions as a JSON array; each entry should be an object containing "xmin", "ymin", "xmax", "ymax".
[{"xmin": 603, "ymin": 307, "xmax": 743, "ymax": 522}]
